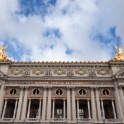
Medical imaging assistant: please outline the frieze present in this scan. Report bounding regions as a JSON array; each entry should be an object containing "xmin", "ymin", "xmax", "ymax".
[
  {"xmin": 97, "ymin": 69, "xmax": 112, "ymax": 75},
  {"xmin": 54, "ymin": 69, "xmax": 66, "ymax": 75},
  {"xmin": 11, "ymin": 69, "xmax": 23, "ymax": 75},
  {"xmin": 88, "ymin": 68, "xmax": 97, "ymax": 78},
  {"xmin": 32, "ymin": 69, "xmax": 44, "ymax": 75},
  {"xmin": 75, "ymin": 69, "xmax": 87, "ymax": 75}
]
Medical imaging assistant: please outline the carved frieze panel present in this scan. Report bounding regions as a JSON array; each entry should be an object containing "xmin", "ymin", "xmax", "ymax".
[
  {"xmin": 75, "ymin": 69, "xmax": 87, "ymax": 75},
  {"xmin": 54, "ymin": 69, "xmax": 66, "ymax": 75},
  {"xmin": 28, "ymin": 87, "xmax": 43, "ymax": 97},
  {"xmin": 97, "ymin": 69, "xmax": 112, "ymax": 75},
  {"xmin": 67, "ymin": 68, "xmax": 74, "ymax": 78},
  {"xmin": 99, "ymin": 88, "xmax": 114, "ymax": 97},
  {"xmin": 11, "ymin": 69, "xmax": 23, "ymax": 75},
  {"xmin": 32, "ymin": 69, "xmax": 44, "ymax": 75},
  {"xmin": 5, "ymin": 87, "xmax": 20, "ymax": 97}
]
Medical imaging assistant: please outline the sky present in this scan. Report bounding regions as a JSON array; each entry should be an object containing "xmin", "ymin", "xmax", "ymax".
[{"xmin": 0, "ymin": 0, "xmax": 123, "ymax": 62}]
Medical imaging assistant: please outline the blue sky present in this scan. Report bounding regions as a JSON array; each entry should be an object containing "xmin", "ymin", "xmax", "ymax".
[{"xmin": 0, "ymin": 0, "xmax": 123, "ymax": 61}]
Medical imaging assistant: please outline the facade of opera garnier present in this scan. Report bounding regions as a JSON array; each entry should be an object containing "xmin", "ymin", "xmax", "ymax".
[{"xmin": 0, "ymin": 45, "xmax": 124, "ymax": 124}]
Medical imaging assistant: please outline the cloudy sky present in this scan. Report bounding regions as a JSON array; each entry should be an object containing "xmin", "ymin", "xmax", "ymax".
[{"xmin": 0, "ymin": 0, "xmax": 123, "ymax": 61}]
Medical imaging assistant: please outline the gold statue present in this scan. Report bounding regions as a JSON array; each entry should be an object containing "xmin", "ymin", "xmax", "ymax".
[
  {"xmin": 114, "ymin": 45, "xmax": 124, "ymax": 61},
  {"xmin": 0, "ymin": 46, "xmax": 7, "ymax": 61}
]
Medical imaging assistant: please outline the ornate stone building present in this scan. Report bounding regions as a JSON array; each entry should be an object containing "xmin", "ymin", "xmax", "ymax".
[{"xmin": 0, "ymin": 45, "xmax": 124, "ymax": 124}]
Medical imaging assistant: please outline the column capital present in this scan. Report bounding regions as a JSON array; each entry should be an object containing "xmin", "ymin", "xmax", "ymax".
[
  {"xmin": 90, "ymin": 87, "xmax": 95, "ymax": 90},
  {"xmin": 28, "ymin": 98, "xmax": 31, "ymax": 101},
  {"xmin": 63, "ymin": 98, "xmax": 66, "ymax": 101},
  {"xmin": 100, "ymin": 99, "xmax": 103, "ymax": 101},
  {"xmin": 43, "ymin": 86, "xmax": 47, "ymax": 90},
  {"xmin": 87, "ymin": 98, "xmax": 90, "ymax": 101},
  {"xmin": 47, "ymin": 86, "xmax": 52, "ymax": 90},
  {"xmin": 15, "ymin": 98, "xmax": 19, "ymax": 101},
  {"xmin": 76, "ymin": 98, "xmax": 79, "ymax": 101},
  {"xmin": 25, "ymin": 86, "xmax": 29, "ymax": 90},
  {"xmin": 20, "ymin": 86, "xmax": 24, "ymax": 90}
]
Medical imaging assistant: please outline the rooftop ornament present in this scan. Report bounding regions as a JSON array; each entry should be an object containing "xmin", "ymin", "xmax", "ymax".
[
  {"xmin": 0, "ymin": 46, "xmax": 8, "ymax": 61},
  {"xmin": 114, "ymin": 45, "xmax": 124, "ymax": 61}
]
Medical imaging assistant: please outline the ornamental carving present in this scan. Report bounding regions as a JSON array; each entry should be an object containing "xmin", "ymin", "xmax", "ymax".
[
  {"xmin": 23, "ymin": 68, "xmax": 30, "ymax": 77},
  {"xmin": 67, "ymin": 68, "xmax": 74, "ymax": 78},
  {"xmin": 88, "ymin": 68, "xmax": 97, "ymax": 78},
  {"xmin": 5, "ymin": 87, "xmax": 19, "ymax": 97},
  {"xmin": 32, "ymin": 69, "xmax": 44, "ymax": 75},
  {"xmin": 11, "ymin": 69, "xmax": 23, "ymax": 75},
  {"xmin": 54, "ymin": 69, "xmax": 66, "ymax": 75},
  {"xmin": 97, "ymin": 69, "xmax": 112, "ymax": 75},
  {"xmin": 75, "ymin": 69, "xmax": 87, "ymax": 75},
  {"xmin": 45, "ymin": 68, "xmax": 52, "ymax": 77}
]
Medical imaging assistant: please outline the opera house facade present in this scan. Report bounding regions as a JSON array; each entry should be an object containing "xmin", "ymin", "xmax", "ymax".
[{"xmin": 0, "ymin": 45, "xmax": 124, "ymax": 124}]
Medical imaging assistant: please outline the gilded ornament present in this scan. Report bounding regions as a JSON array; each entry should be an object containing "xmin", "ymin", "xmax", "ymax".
[
  {"xmin": 114, "ymin": 45, "xmax": 124, "ymax": 61},
  {"xmin": 0, "ymin": 46, "xmax": 7, "ymax": 61}
]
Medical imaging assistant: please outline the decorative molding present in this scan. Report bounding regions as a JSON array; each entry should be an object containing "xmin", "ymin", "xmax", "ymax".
[
  {"xmin": 11, "ymin": 69, "xmax": 23, "ymax": 75},
  {"xmin": 75, "ymin": 69, "xmax": 87, "ymax": 75},
  {"xmin": 97, "ymin": 69, "xmax": 112, "ymax": 75},
  {"xmin": 32, "ymin": 69, "xmax": 44, "ymax": 75},
  {"xmin": 54, "ymin": 69, "xmax": 65, "ymax": 75}
]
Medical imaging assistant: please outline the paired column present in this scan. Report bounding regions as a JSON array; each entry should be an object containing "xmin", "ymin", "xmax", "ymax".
[
  {"xmin": 67, "ymin": 87, "xmax": 71, "ymax": 121},
  {"xmin": 63, "ymin": 99, "xmax": 66, "ymax": 119},
  {"xmin": 16, "ymin": 86, "xmax": 24, "ymax": 120},
  {"xmin": 87, "ymin": 99, "xmax": 91, "ymax": 119},
  {"xmin": 114, "ymin": 84, "xmax": 124, "ymax": 121},
  {"xmin": 47, "ymin": 87, "xmax": 52, "ymax": 120},
  {"xmin": 2, "ymin": 99, "xmax": 7, "ymax": 118},
  {"xmin": 96, "ymin": 88, "xmax": 102, "ymax": 121},
  {"xmin": 21, "ymin": 86, "xmax": 29, "ymax": 120},
  {"xmin": 27, "ymin": 99, "xmax": 31, "ymax": 118},
  {"xmin": 100, "ymin": 99, "xmax": 105, "ymax": 119},
  {"xmin": 41, "ymin": 87, "xmax": 47, "ymax": 120},
  {"xmin": 76, "ymin": 99, "xmax": 79, "ymax": 120},
  {"xmin": 111, "ymin": 99, "xmax": 117, "ymax": 119},
  {"xmin": 52, "ymin": 99, "xmax": 55, "ymax": 120},
  {"xmin": 119, "ymin": 86, "xmax": 124, "ymax": 116},
  {"xmin": 13, "ymin": 99, "xmax": 18, "ymax": 119},
  {"xmin": 38, "ymin": 99, "xmax": 42, "ymax": 119},
  {"xmin": 91, "ymin": 87, "xmax": 97, "ymax": 121},
  {"xmin": 0, "ymin": 82, "xmax": 5, "ymax": 117},
  {"xmin": 72, "ymin": 88, "xmax": 76, "ymax": 121}
]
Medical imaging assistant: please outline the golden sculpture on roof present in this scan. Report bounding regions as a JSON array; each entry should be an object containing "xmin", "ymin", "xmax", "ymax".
[
  {"xmin": 114, "ymin": 45, "xmax": 124, "ymax": 61},
  {"xmin": 0, "ymin": 46, "xmax": 8, "ymax": 61}
]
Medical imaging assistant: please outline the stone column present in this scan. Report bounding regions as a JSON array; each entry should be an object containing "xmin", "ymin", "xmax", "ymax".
[
  {"xmin": 0, "ymin": 82, "xmax": 5, "ymax": 117},
  {"xmin": 91, "ymin": 87, "xmax": 97, "ymax": 121},
  {"xmin": 72, "ymin": 88, "xmax": 76, "ymax": 121},
  {"xmin": 112, "ymin": 99, "xmax": 117, "ymax": 119},
  {"xmin": 63, "ymin": 99, "xmax": 66, "ymax": 119},
  {"xmin": 13, "ymin": 99, "xmax": 18, "ymax": 119},
  {"xmin": 119, "ymin": 86, "xmax": 124, "ymax": 116},
  {"xmin": 2, "ymin": 99, "xmax": 7, "ymax": 118},
  {"xmin": 21, "ymin": 86, "xmax": 29, "ymax": 120},
  {"xmin": 76, "ymin": 98, "xmax": 79, "ymax": 120},
  {"xmin": 27, "ymin": 99, "xmax": 31, "ymax": 118},
  {"xmin": 38, "ymin": 99, "xmax": 42, "ymax": 119},
  {"xmin": 16, "ymin": 86, "xmax": 24, "ymax": 120},
  {"xmin": 101, "ymin": 99, "xmax": 105, "ymax": 119},
  {"xmin": 87, "ymin": 99, "xmax": 91, "ymax": 119},
  {"xmin": 52, "ymin": 99, "xmax": 55, "ymax": 120},
  {"xmin": 47, "ymin": 87, "xmax": 52, "ymax": 121},
  {"xmin": 96, "ymin": 87, "xmax": 102, "ymax": 121},
  {"xmin": 114, "ymin": 84, "xmax": 124, "ymax": 121},
  {"xmin": 41, "ymin": 87, "xmax": 47, "ymax": 120},
  {"xmin": 67, "ymin": 87, "xmax": 71, "ymax": 121}
]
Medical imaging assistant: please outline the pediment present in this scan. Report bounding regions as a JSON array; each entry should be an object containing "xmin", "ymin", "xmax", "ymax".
[
  {"xmin": 115, "ymin": 69, "xmax": 124, "ymax": 78},
  {"xmin": 0, "ymin": 70, "xmax": 8, "ymax": 79}
]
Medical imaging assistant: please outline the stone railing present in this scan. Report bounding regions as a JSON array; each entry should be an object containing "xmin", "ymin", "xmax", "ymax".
[
  {"xmin": 104, "ymin": 119, "xmax": 120, "ymax": 122},
  {"xmin": 77, "ymin": 118, "xmax": 92, "ymax": 122},
  {"xmin": 25, "ymin": 118, "xmax": 40, "ymax": 122},
  {"xmin": 51, "ymin": 118, "xmax": 66, "ymax": 122},
  {"xmin": 0, "ymin": 118, "xmax": 14, "ymax": 121}
]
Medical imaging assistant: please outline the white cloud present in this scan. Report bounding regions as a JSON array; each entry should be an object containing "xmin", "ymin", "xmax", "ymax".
[{"xmin": 0, "ymin": 0, "xmax": 123, "ymax": 61}]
